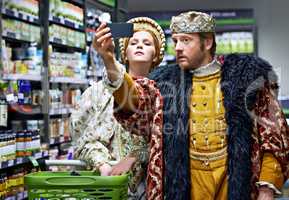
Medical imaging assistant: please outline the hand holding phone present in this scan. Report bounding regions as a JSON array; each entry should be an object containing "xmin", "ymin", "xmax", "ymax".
[{"xmin": 107, "ymin": 23, "xmax": 134, "ymax": 39}]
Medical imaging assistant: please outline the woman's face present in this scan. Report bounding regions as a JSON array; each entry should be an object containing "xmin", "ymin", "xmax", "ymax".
[{"xmin": 126, "ymin": 31, "xmax": 156, "ymax": 66}]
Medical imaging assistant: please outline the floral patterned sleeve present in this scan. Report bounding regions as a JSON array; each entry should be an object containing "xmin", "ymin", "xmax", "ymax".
[
  {"xmin": 253, "ymin": 83, "xmax": 289, "ymax": 190},
  {"xmin": 70, "ymin": 82, "xmax": 117, "ymax": 169}
]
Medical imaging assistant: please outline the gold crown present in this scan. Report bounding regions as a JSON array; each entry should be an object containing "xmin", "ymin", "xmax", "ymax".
[
  {"xmin": 170, "ymin": 11, "xmax": 215, "ymax": 33},
  {"xmin": 119, "ymin": 17, "xmax": 166, "ymax": 67}
]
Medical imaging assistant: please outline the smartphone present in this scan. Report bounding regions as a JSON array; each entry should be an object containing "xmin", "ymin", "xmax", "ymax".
[{"xmin": 107, "ymin": 23, "xmax": 134, "ymax": 39}]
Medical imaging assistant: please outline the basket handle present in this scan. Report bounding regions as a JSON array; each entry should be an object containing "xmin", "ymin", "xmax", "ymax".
[
  {"xmin": 45, "ymin": 177, "xmax": 96, "ymax": 185},
  {"xmin": 45, "ymin": 160, "xmax": 87, "ymax": 167}
]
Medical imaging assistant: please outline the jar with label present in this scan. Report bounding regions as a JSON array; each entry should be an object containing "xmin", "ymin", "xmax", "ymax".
[
  {"xmin": 0, "ymin": 133, "xmax": 6, "ymax": 162},
  {"xmin": 25, "ymin": 130, "xmax": 32, "ymax": 156},
  {"xmin": 0, "ymin": 95, "xmax": 8, "ymax": 127},
  {"xmin": 0, "ymin": 174, "xmax": 7, "ymax": 198},
  {"xmin": 16, "ymin": 131, "xmax": 26, "ymax": 157},
  {"xmin": 26, "ymin": 120, "xmax": 38, "ymax": 131},
  {"xmin": 11, "ymin": 121, "xmax": 23, "ymax": 132},
  {"xmin": 6, "ymin": 132, "xmax": 16, "ymax": 160}
]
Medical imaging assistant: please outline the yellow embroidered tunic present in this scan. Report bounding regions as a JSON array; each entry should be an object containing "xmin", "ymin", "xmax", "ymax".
[
  {"xmin": 189, "ymin": 69, "xmax": 228, "ymax": 199},
  {"xmin": 189, "ymin": 67, "xmax": 283, "ymax": 199}
]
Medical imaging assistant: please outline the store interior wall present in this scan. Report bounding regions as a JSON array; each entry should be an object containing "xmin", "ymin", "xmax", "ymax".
[{"xmin": 128, "ymin": 0, "xmax": 289, "ymax": 97}]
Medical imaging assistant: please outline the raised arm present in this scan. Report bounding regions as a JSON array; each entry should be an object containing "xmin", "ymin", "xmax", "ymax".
[{"xmin": 93, "ymin": 23, "xmax": 139, "ymax": 113}]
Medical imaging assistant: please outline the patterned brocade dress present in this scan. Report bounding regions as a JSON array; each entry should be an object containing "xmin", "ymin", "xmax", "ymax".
[{"xmin": 70, "ymin": 80, "xmax": 148, "ymax": 199}]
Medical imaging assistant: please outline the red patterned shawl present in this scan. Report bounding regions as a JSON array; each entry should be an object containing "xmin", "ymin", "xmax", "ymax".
[{"xmin": 114, "ymin": 77, "xmax": 164, "ymax": 200}]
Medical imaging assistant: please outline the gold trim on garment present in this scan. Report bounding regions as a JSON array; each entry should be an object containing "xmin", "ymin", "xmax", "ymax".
[{"xmin": 190, "ymin": 146, "xmax": 227, "ymax": 163}]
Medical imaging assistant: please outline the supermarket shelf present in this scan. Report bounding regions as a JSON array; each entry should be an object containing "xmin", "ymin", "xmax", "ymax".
[
  {"xmin": 49, "ymin": 15, "xmax": 85, "ymax": 32},
  {"xmin": 2, "ymin": 8, "xmax": 40, "ymax": 25},
  {"xmin": 88, "ymin": 0, "xmax": 114, "ymax": 13},
  {"xmin": 5, "ymin": 190, "xmax": 28, "ymax": 200},
  {"xmin": 2, "ymin": 74, "xmax": 42, "ymax": 81},
  {"xmin": 6, "ymin": 190, "xmax": 28, "ymax": 200},
  {"xmin": 49, "ymin": 107, "xmax": 74, "ymax": 115},
  {"xmin": 50, "ymin": 76, "xmax": 89, "ymax": 84},
  {"xmin": 50, "ymin": 136, "xmax": 72, "ymax": 146},
  {"xmin": 216, "ymin": 25, "xmax": 255, "ymax": 32},
  {"xmin": 0, "ymin": 151, "xmax": 49, "ymax": 170},
  {"xmin": 62, "ymin": 0, "xmax": 84, "ymax": 7},
  {"xmin": 96, "ymin": 0, "xmax": 115, "ymax": 8},
  {"xmin": 50, "ymin": 39, "xmax": 85, "ymax": 52},
  {"xmin": 2, "ymin": 34, "xmax": 38, "ymax": 44},
  {"xmin": 8, "ymin": 104, "xmax": 42, "ymax": 115}
]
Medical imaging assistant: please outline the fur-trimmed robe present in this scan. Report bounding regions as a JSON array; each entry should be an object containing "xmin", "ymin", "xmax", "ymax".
[{"xmin": 149, "ymin": 54, "xmax": 289, "ymax": 200}]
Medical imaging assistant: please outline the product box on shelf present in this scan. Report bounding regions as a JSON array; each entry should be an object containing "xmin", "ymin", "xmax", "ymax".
[
  {"xmin": 49, "ymin": 52, "xmax": 87, "ymax": 79},
  {"xmin": 2, "ymin": 19, "xmax": 40, "ymax": 42},
  {"xmin": 2, "ymin": 0, "xmax": 39, "ymax": 19},
  {"xmin": 49, "ymin": 0, "xmax": 84, "ymax": 27}
]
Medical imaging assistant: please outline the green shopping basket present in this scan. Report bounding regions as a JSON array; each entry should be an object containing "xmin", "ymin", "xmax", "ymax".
[{"xmin": 24, "ymin": 160, "xmax": 129, "ymax": 200}]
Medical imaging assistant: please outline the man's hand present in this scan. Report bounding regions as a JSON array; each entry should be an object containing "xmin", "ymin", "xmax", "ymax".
[
  {"xmin": 110, "ymin": 156, "xmax": 136, "ymax": 176},
  {"xmin": 93, "ymin": 22, "xmax": 115, "ymax": 62},
  {"xmin": 257, "ymin": 186, "xmax": 274, "ymax": 200},
  {"xmin": 99, "ymin": 163, "xmax": 112, "ymax": 176}
]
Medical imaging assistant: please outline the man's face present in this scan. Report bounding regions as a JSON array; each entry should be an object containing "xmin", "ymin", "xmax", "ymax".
[{"xmin": 172, "ymin": 33, "xmax": 206, "ymax": 70}]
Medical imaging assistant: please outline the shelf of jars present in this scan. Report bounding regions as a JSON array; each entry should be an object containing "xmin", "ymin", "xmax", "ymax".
[
  {"xmin": 49, "ymin": 136, "xmax": 72, "ymax": 147},
  {"xmin": 0, "ymin": 151, "xmax": 49, "ymax": 170},
  {"xmin": 2, "ymin": 74, "xmax": 42, "ymax": 82},
  {"xmin": 49, "ymin": 106, "xmax": 74, "ymax": 115},
  {"xmin": 49, "ymin": 77, "xmax": 88, "ymax": 84}
]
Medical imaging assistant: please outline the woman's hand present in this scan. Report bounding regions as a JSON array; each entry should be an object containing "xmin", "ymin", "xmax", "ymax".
[
  {"xmin": 110, "ymin": 156, "xmax": 136, "ymax": 176},
  {"xmin": 93, "ymin": 23, "xmax": 115, "ymax": 62},
  {"xmin": 92, "ymin": 22, "xmax": 122, "ymax": 83},
  {"xmin": 99, "ymin": 163, "xmax": 112, "ymax": 176},
  {"xmin": 257, "ymin": 186, "xmax": 274, "ymax": 200}
]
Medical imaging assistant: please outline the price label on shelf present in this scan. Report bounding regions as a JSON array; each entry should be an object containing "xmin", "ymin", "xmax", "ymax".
[
  {"xmin": 50, "ymin": 138, "xmax": 55, "ymax": 145},
  {"xmin": 24, "ymin": 191, "xmax": 28, "ymax": 198},
  {"xmin": 60, "ymin": 136, "xmax": 64, "ymax": 143},
  {"xmin": 34, "ymin": 152, "xmax": 42, "ymax": 159},
  {"xmin": 43, "ymin": 151, "xmax": 49, "ymax": 157},
  {"xmin": 18, "ymin": 93, "xmax": 24, "ymax": 99},
  {"xmin": 29, "ymin": 156, "xmax": 39, "ymax": 167},
  {"xmin": 17, "ymin": 191, "xmax": 24, "ymax": 200},
  {"xmin": 14, "ymin": 10, "xmax": 19, "ymax": 18},
  {"xmin": 22, "ymin": 14, "xmax": 28, "ymax": 21},
  {"xmin": 16, "ymin": 157, "xmax": 23, "ymax": 164},
  {"xmin": 8, "ymin": 159, "xmax": 14, "ymax": 167},
  {"xmin": 6, "ymin": 31, "xmax": 17, "ymax": 39},
  {"xmin": 9, "ymin": 196, "xmax": 16, "ymax": 200},
  {"xmin": 29, "ymin": 16, "xmax": 34, "ymax": 22},
  {"xmin": 6, "ymin": 93, "xmax": 15, "ymax": 102},
  {"xmin": 62, "ymin": 108, "xmax": 67, "ymax": 114}
]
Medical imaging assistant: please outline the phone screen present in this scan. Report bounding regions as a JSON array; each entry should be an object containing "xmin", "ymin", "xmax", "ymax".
[{"xmin": 107, "ymin": 23, "xmax": 134, "ymax": 39}]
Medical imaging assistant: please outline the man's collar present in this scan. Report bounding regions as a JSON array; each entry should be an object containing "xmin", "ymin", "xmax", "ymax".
[{"xmin": 190, "ymin": 59, "xmax": 221, "ymax": 77}]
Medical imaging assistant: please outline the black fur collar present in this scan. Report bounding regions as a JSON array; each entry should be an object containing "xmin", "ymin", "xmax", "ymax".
[{"xmin": 149, "ymin": 54, "xmax": 276, "ymax": 200}]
